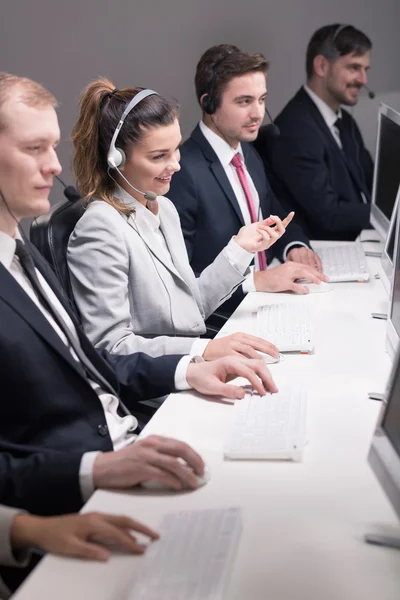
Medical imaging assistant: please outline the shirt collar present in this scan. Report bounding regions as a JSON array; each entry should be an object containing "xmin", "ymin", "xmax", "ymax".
[
  {"xmin": 303, "ymin": 85, "xmax": 342, "ymax": 129},
  {"xmin": 113, "ymin": 184, "xmax": 161, "ymax": 231},
  {"xmin": 199, "ymin": 120, "xmax": 245, "ymax": 168},
  {"xmin": 0, "ymin": 229, "xmax": 23, "ymax": 270}
]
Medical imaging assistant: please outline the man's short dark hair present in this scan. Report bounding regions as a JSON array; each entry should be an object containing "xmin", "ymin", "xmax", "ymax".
[
  {"xmin": 195, "ymin": 44, "xmax": 269, "ymax": 110},
  {"xmin": 306, "ymin": 24, "xmax": 372, "ymax": 79}
]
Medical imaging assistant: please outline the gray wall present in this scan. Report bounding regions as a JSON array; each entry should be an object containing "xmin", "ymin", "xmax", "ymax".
[{"xmin": 2, "ymin": 0, "xmax": 399, "ymax": 193}]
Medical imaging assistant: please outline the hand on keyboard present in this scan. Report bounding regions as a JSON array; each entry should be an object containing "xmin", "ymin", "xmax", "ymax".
[
  {"xmin": 235, "ymin": 212, "xmax": 294, "ymax": 253},
  {"xmin": 93, "ymin": 435, "xmax": 205, "ymax": 491},
  {"xmin": 254, "ymin": 261, "xmax": 328, "ymax": 294},
  {"xmin": 286, "ymin": 246, "xmax": 324, "ymax": 272},
  {"xmin": 203, "ymin": 332, "xmax": 279, "ymax": 361},
  {"xmin": 187, "ymin": 355, "xmax": 278, "ymax": 399}
]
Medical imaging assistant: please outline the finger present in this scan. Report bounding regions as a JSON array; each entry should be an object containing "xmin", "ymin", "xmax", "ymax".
[
  {"xmin": 234, "ymin": 342, "xmax": 262, "ymax": 360},
  {"xmin": 155, "ymin": 438, "xmax": 205, "ymax": 477},
  {"xmin": 313, "ymin": 253, "xmax": 323, "ymax": 272},
  {"xmin": 295, "ymin": 268, "xmax": 322, "ymax": 284},
  {"xmin": 282, "ymin": 211, "xmax": 295, "ymax": 227},
  {"xmin": 238, "ymin": 335, "xmax": 279, "ymax": 357},
  {"xmin": 149, "ymin": 454, "xmax": 199, "ymax": 489},
  {"xmin": 205, "ymin": 380, "xmax": 246, "ymax": 399},
  {"xmin": 87, "ymin": 520, "xmax": 148, "ymax": 554},
  {"xmin": 140, "ymin": 464, "xmax": 184, "ymax": 490},
  {"xmin": 67, "ymin": 539, "xmax": 110, "ymax": 561},
  {"xmin": 289, "ymin": 281, "xmax": 309, "ymax": 294},
  {"xmin": 264, "ymin": 215, "xmax": 285, "ymax": 236},
  {"xmin": 226, "ymin": 361, "xmax": 277, "ymax": 395},
  {"xmin": 244, "ymin": 361, "xmax": 279, "ymax": 394},
  {"xmin": 306, "ymin": 251, "xmax": 318, "ymax": 268},
  {"xmin": 103, "ymin": 515, "xmax": 159, "ymax": 540}
]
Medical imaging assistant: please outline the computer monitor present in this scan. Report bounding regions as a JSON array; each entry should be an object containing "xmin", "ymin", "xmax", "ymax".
[
  {"xmin": 370, "ymin": 103, "xmax": 400, "ymax": 240},
  {"xmin": 367, "ymin": 349, "xmax": 400, "ymax": 548},
  {"xmin": 386, "ymin": 202, "xmax": 400, "ymax": 360},
  {"xmin": 380, "ymin": 185, "xmax": 400, "ymax": 295}
]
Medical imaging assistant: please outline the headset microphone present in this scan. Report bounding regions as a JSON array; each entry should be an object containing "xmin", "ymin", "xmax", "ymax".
[
  {"xmin": 264, "ymin": 106, "xmax": 280, "ymax": 137},
  {"xmin": 113, "ymin": 167, "xmax": 158, "ymax": 202},
  {"xmin": 365, "ymin": 85, "xmax": 376, "ymax": 100},
  {"xmin": 55, "ymin": 175, "xmax": 81, "ymax": 203}
]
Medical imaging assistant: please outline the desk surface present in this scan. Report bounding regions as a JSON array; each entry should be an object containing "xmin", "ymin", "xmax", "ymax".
[{"xmin": 14, "ymin": 245, "xmax": 400, "ymax": 600}]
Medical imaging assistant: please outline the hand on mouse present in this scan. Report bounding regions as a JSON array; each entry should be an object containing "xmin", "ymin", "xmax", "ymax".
[{"xmin": 93, "ymin": 435, "xmax": 205, "ymax": 492}]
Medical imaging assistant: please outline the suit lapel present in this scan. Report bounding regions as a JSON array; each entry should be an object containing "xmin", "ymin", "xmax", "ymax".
[
  {"xmin": 297, "ymin": 89, "xmax": 365, "ymax": 193},
  {"xmin": 0, "ymin": 263, "xmax": 87, "ymax": 380},
  {"xmin": 125, "ymin": 210, "xmax": 186, "ymax": 284},
  {"xmin": 191, "ymin": 126, "xmax": 245, "ymax": 226}
]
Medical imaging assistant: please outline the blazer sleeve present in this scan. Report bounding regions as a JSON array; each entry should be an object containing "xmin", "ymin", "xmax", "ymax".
[
  {"xmin": 0, "ymin": 506, "xmax": 30, "ymax": 568},
  {"xmin": 67, "ymin": 207, "xmax": 200, "ymax": 357},
  {"xmin": 167, "ymin": 162, "xmax": 198, "ymax": 261},
  {"xmin": 194, "ymin": 242, "xmax": 250, "ymax": 318},
  {"xmin": 99, "ymin": 351, "xmax": 183, "ymax": 405},
  {"xmin": 0, "ymin": 444, "xmax": 84, "ymax": 516},
  {"xmin": 268, "ymin": 118, "xmax": 370, "ymax": 235}
]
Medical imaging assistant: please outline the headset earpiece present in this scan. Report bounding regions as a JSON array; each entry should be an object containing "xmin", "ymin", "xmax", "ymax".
[
  {"xmin": 107, "ymin": 147, "xmax": 126, "ymax": 169},
  {"xmin": 201, "ymin": 93, "xmax": 215, "ymax": 116}
]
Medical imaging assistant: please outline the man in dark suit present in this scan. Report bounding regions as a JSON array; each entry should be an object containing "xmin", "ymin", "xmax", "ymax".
[
  {"xmin": 256, "ymin": 24, "xmax": 373, "ymax": 241},
  {"xmin": 168, "ymin": 44, "xmax": 326, "ymax": 320},
  {"xmin": 0, "ymin": 72, "xmax": 276, "ymax": 517}
]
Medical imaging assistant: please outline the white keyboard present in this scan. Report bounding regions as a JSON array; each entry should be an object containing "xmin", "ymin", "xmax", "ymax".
[
  {"xmin": 257, "ymin": 303, "xmax": 314, "ymax": 353},
  {"xmin": 318, "ymin": 243, "xmax": 370, "ymax": 282},
  {"xmin": 224, "ymin": 387, "xmax": 307, "ymax": 461},
  {"xmin": 128, "ymin": 507, "xmax": 242, "ymax": 600}
]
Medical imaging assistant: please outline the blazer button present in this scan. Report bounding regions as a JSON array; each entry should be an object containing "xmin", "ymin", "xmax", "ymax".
[{"xmin": 97, "ymin": 424, "xmax": 109, "ymax": 437}]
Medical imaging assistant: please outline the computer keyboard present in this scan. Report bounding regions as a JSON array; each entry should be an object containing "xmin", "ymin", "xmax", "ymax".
[
  {"xmin": 318, "ymin": 243, "xmax": 370, "ymax": 282},
  {"xmin": 257, "ymin": 303, "xmax": 314, "ymax": 353},
  {"xmin": 128, "ymin": 507, "xmax": 242, "ymax": 600},
  {"xmin": 224, "ymin": 386, "xmax": 307, "ymax": 461}
]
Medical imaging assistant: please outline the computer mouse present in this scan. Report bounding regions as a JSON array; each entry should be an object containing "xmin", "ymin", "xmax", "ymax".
[
  {"xmin": 257, "ymin": 352, "xmax": 283, "ymax": 364},
  {"xmin": 296, "ymin": 279, "xmax": 333, "ymax": 294},
  {"xmin": 141, "ymin": 465, "xmax": 210, "ymax": 491}
]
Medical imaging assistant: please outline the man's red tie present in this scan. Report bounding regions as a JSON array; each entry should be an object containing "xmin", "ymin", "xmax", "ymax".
[{"xmin": 231, "ymin": 153, "xmax": 267, "ymax": 270}]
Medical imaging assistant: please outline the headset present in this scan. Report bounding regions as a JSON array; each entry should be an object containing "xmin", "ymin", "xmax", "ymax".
[
  {"xmin": 106, "ymin": 88, "xmax": 159, "ymax": 201},
  {"xmin": 323, "ymin": 23, "xmax": 375, "ymax": 99},
  {"xmin": 201, "ymin": 56, "xmax": 232, "ymax": 115}
]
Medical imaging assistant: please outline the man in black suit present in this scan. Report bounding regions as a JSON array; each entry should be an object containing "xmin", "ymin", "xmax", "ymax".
[
  {"xmin": 256, "ymin": 24, "xmax": 373, "ymax": 241},
  {"xmin": 168, "ymin": 45, "xmax": 326, "ymax": 321},
  {"xmin": 0, "ymin": 72, "xmax": 276, "ymax": 517}
]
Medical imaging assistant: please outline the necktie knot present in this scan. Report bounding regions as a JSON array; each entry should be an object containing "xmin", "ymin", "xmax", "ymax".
[
  {"xmin": 231, "ymin": 153, "xmax": 242, "ymax": 169},
  {"xmin": 334, "ymin": 117, "xmax": 344, "ymax": 133}
]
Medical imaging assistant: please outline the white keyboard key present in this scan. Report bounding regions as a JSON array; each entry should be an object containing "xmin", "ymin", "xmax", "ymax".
[
  {"xmin": 128, "ymin": 507, "xmax": 242, "ymax": 600},
  {"xmin": 224, "ymin": 386, "xmax": 307, "ymax": 461},
  {"xmin": 318, "ymin": 243, "xmax": 370, "ymax": 282},
  {"xmin": 257, "ymin": 303, "xmax": 314, "ymax": 353}
]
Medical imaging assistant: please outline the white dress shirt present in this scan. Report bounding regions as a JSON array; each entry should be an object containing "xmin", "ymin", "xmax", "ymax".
[
  {"xmin": 303, "ymin": 84, "xmax": 343, "ymax": 148},
  {"xmin": 0, "ymin": 230, "xmax": 193, "ymax": 501},
  {"xmin": 199, "ymin": 121, "xmax": 307, "ymax": 292},
  {"xmin": 303, "ymin": 85, "xmax": 367, "ymax": 204}
]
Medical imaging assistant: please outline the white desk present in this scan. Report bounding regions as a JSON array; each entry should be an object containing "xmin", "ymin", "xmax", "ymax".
[{"xmin": 13, "ymin": 248, "xmax": 400, "ymax": 600}]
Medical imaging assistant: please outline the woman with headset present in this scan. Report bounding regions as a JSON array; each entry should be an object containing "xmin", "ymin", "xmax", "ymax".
[{"xmin": 67, "ymin": 78, "xmax": 293, "ymax": 361}]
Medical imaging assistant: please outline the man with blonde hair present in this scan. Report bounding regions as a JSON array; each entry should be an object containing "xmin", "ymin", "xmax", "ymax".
[{"xmin": 0, "ymin": 74, "xmax": 275, "ymax": 515}]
